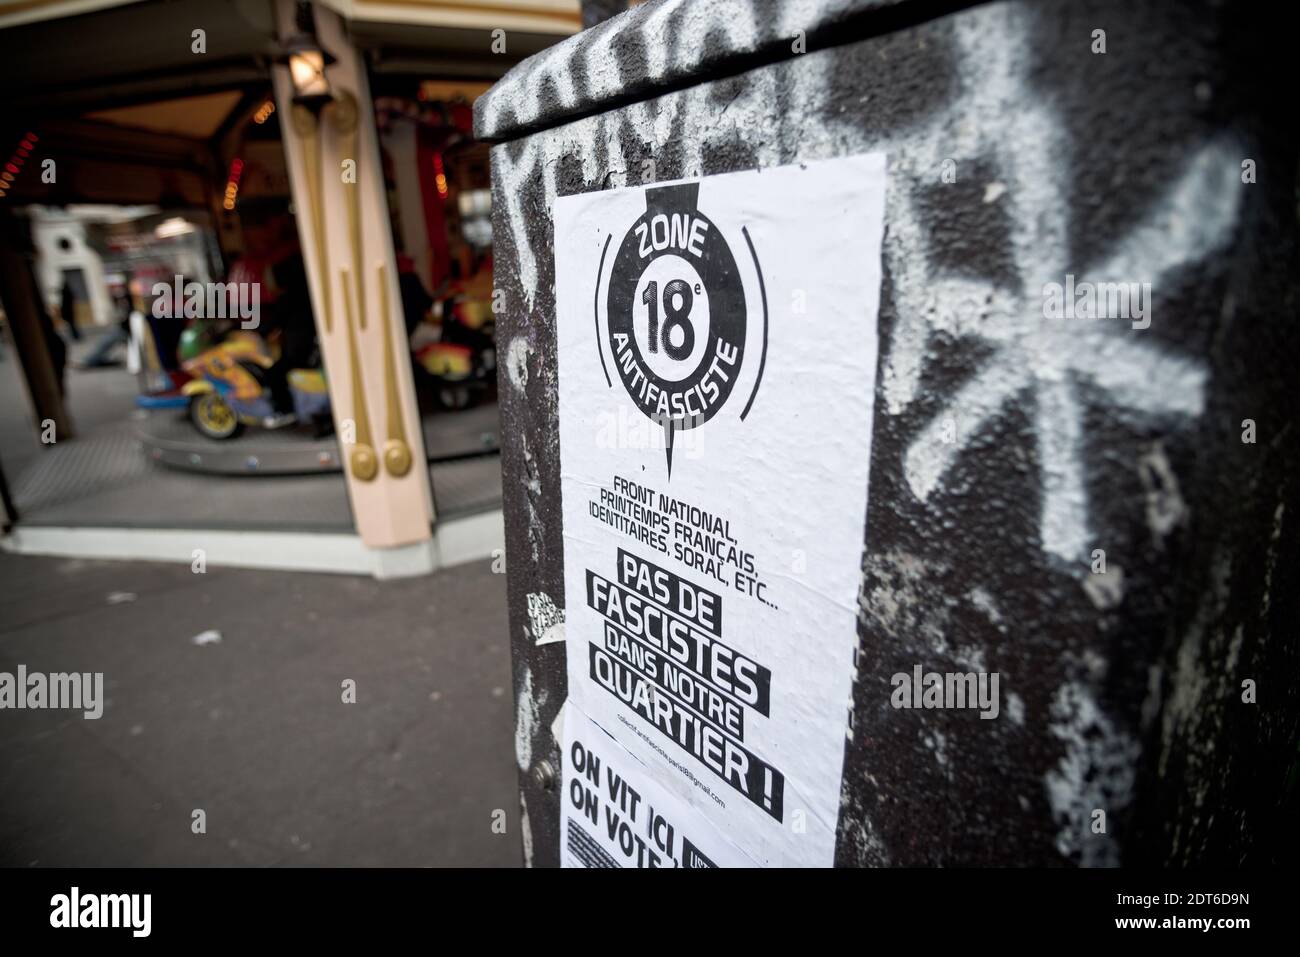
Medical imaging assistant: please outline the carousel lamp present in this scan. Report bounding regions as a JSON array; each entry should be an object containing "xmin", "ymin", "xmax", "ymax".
[{"xmin": 276, "ymin": 2, "xmax": 336, "ymax": 110}]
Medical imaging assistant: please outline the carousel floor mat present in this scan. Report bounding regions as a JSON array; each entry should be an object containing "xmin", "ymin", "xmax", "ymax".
[
  {"xmin": 429, "ymin": 454, "xmax": 504, "ymax": 517},
  {"xmin": 10, "ymin": 417, "xmax": 150, "ymax": 516},
  {"xmin": 12, "ymin": 429, "xmax": 503, "ymax": 531},
  {"xmin": 4, "ymin": 358, "xmax": 502, "ymax": 531},
  {"xmin": 12, "ymin": 424, "xmax": 356, "ymax": 531}
]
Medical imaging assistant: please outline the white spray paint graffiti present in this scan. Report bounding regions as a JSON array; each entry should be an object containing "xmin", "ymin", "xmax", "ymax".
[
  {"xmin": 480, "ymin": 0, "xmax": 758, "ymax": 138},
  {"xmin": 1045, "ymin": 680, "xmax": 1141, "ymax": 866},
  {"xmin": 505, "ymin": 337, "xmax": 533, "ymax": 393},
  {"xmin": 1137, "ymin": 441, "xmax": 1190, "ymax": 547},
  {"xmin": 519, "ymin": 796, "xmax": 535, "ymax": 868},
  {"xmin": 876, "ymin": 8, "xmax": 1239, "ymax": 565},
  {"xmin": 896, "ymin": 139, "xmax": 1237, "ymax": 563},
  {"xmin": 514, "ymin": 664, "xmax": 544, "ymax": 772}
]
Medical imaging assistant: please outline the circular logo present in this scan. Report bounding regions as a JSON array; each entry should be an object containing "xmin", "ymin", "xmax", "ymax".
[{"xmin": 605, "ymin": 183, "xmax": 746, "ymax": 437}]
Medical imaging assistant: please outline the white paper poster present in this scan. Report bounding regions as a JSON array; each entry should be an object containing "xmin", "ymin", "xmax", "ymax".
[{"xmin": 554, "ymin": 153, "xmax": 887, "ymax": 867}]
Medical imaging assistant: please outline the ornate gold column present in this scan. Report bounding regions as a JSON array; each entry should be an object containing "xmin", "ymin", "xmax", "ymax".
[{"xmin": 271, "ymin": 0, "xmax": 433, "ymax": 549}]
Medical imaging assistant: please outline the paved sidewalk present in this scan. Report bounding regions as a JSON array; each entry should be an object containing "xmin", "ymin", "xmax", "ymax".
[{"xmin": 0, "ymin": 550, "xmax": 522, "ymax": 867}]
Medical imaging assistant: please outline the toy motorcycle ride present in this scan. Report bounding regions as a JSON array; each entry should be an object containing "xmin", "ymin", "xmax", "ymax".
[
  {"xmin": 413, "ymin": 294, "xmax": 496, "ymax": 411},
  {"xmin": 136, "ymin": 325, "xmax": 329, "ymax": 440},
  {"xmin": 181, "ymin": 330, "xmax": 329, "ymax": 440}
]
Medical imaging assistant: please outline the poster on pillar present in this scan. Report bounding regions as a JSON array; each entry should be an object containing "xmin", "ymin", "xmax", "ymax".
[{"xmin": 554, "ymin": 153, "xmax": 887, "ymax": 867}]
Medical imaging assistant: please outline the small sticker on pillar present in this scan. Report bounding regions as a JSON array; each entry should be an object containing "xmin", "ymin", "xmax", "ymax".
[{"xmin": 552, "ymin": 153, "xmax": 888, "ymax": 867}]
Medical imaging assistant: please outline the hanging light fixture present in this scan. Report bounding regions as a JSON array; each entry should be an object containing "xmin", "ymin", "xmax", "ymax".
[{"xmin": 276, "ymin": 1, "xmax": 336, "ymax": 110}]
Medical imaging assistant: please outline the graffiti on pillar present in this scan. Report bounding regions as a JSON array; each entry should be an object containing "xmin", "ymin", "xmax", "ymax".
[
  {"xmin": 486, "ymin": 0, "xmax": 1247, "ymax": 866},
  {"xmin": 490, "ymin": 1, "xmax": 1239, "ymax": 568},
  {"xmin": 885, "ymin": 104, "xmax": 1240, "ymax": 567}
]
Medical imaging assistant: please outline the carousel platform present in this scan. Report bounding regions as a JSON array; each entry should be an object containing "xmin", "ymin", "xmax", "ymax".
[
  {"xmin": 137, "ymin": 412, "xmax": 344, "ymax": 475},
  {"xmin": 1, "ymin": 350, "xmax": 504, "ymax": 578},
  {"xmin": 135, "ymin": 402, "xmax": 500, "ymax": 477}
]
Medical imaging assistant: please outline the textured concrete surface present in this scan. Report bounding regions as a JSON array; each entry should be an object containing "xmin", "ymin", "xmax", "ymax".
[
  {"xmin": 0, "ymin": 550, "xmax": 520, "ymax": 867},
  {"xmin": 485, "ymin": 0, "xmax": 1298, "ymax": 866}
]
